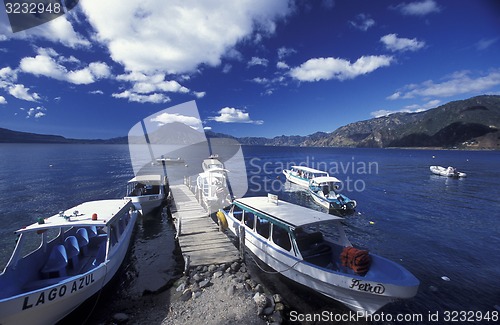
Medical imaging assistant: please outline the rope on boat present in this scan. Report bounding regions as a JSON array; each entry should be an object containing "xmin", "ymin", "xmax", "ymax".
[{"xmin": 248, "ymin": 252, "xmax": 302, "ymax": 274}]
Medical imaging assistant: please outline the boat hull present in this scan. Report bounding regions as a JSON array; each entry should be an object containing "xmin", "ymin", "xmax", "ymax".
[
  {"xmin": 283, "ymin": 170, "xmax": 309, "ymax": 187},
  {"xmin": 309, "ymin": 189, "xmax": 357, "ymax": 212},
  {"xmin": 221, "ymin": 209, "xmax": 418, "ymax": 315},
  {"xmin": 128, "ymin": 195, "xmax": 164, "ymax": 215},
  {"xmin": 430, "ymin": 166, "xmax": 466, "ymax": 178}
]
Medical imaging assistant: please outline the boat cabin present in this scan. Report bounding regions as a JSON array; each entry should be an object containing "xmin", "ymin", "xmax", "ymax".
[
  {"xmin": 225, "ymin": 196, "xmax": 351, "ymax": 268},
  {"xmin": 309, "ymin": 176, "xmax": 342, "ymax": 198},
  {"xmin": 126, "ymin": 174, "xmax": 166, "ymax": 197},
  {"xmin": 288, "ymin": 166, "xmax": 329, "ymax": 180},
  {"xmin": 202, "ymin": 155, "xmax": 224, "ymax": 171}
]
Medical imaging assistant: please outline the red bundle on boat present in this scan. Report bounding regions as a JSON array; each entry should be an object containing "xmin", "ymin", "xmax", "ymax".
[{"xmin": 340, "ymin": 246, "xmax": 371, "ymax": 276}]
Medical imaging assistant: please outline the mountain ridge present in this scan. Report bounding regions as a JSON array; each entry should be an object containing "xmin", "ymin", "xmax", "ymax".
[{"xmin": 1, "ymin": 95, "xmax": 499, "ymax": 149}]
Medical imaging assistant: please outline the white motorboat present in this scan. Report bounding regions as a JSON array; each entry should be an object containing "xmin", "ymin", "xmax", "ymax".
[
  {"xmin": 430, "ymin": 166, "xmax": 467, "ymax": 178},
  {"xmin": 0, "ymin": 199, "xmax": 138, "ymax": 325},
  {"xmin": 155, "ymin": 157, "xmax": 185, "ymax": 165},
  {"xmin": 202, "ymin": 154, "xmax": 224, "ymax": 171},
  {"xmin": 196, "ymin": 167, "xmax": 231, "ymax": 211},
  {"xmin": 308, "ymin": 177, "xmax": 357, "ymax": 213},
  {"xmin": 217, "ymin": 195, "xmax": 419, "ymax": 315},
  {"xmin": 124, "ymin": 174, "xmax": 168, "ymax": 215},
  {"xmin": 282, "ymin": 166, "xmax": 329, "ymax": 188}
]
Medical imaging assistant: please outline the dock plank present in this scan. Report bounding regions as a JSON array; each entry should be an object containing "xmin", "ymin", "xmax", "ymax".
[{"xmin": 169, "ymin": 185, "xmax": 240, "ymax": 268}]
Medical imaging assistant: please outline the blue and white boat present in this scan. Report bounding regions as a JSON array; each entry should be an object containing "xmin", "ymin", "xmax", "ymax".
[
  {"xmin": 308, "ymin": 176, "xmax": 357, "ymax": 213},
  {"xmin": 282, "ymin": 166, "xmax": 329, "ymax": 188},
  {"xmin": 0, "ymin": 199, "xmax": 138, "ymax": 325},
  {"xmin": 124, "ymin": 174, "xmax": 168, "ymax": 215},
  {"xmin": 217, "ymin": 195, "xmax": 419, "ymax": 315}
]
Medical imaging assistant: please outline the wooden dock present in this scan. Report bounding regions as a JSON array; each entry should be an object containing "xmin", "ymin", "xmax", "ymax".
[{"xmin": 169, "ymin": 184, "xmax": 240, "ymax": 268}]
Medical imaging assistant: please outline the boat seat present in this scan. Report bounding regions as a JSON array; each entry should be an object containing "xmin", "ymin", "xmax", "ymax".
[
  {"xmin": 76, "ymin": 228, "xmax": 90, "ymax": 256},
  {"xmin": 64, "ymin": 236, "xmax": 80, "ymax": 270},
  {"xmin": 41, "ymin": 245, "xmax": 68, "ymax": 277},
  {"xmin": 87, "ymin": 226, "xmax": 98, "ymax": 238},
  {"xmin": 92, "ymin": 242, "xmax": 107, "ymax": 267}
]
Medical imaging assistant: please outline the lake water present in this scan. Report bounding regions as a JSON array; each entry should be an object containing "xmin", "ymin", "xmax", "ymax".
[{"xmin": 1, "ymin": 144, "xmax": 499, "ymax": 323}]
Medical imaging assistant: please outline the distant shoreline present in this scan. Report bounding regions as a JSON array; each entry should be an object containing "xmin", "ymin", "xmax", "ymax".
[{"xmin": 1, "ymin": 141, "xmax": 497, "ymax": 151}]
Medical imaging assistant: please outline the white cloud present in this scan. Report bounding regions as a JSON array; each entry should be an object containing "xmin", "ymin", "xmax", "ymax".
[
  {"xmin": 277, "ymin": 47, "xmax": 296, "ymax": 60},
  {"xmin": 89, "ymin": 62, "xmax": 112, "ymax": 78},
  {"xmin": 90, "ymin": 90, "xmax": 104, "ymax": 95},
  {"xmin": 0, "ymin": 66, "xmax": 18, "ymax": 82},
  {"xmin": 19, "ymin": 48, "xmax": 112, "ymax": 84},
  {"xmin": 371, "ymin": 99, "xmax": 441, "ymax": 117},
  {"xmin": 349, "ymin": 13, "xmax": 375, "ymax": 31},
  {"xmin": 394, "ymin": 0, "xmax": 441, "ymax": 16},
  {"xmin": 0, "ymin": 15, "xmax": 90, "ymax": 48},
  {"xmin": 81, "ymin": 0, "xmax": 291, "ymax": 74},
  {"xmin": 475, "ymin": 38, "xmax": 499, "ymax": 51},
  {"xmin": 112, "ymin": 90, "xmax": 171, "ymax": 104},
  {"xmin": 25, "ymin": 106, "xmax": 47, "ymax": 118},
  {"xmin": 277, "ymin": 61, "xmax": 289, "ymax": 69},
  {"xmin": 388, "ymin": 69, "xmax": 500, "ymax": 99},
  {"xmin": 380, "ymin": 34, "xmax": 425, "ymax": 52},
  {"xmin": 0, "ymin": 95, "xmax": 6, "ymax": 104},
  {"xmin": 115, "ymin": 71, "xmax": 197, "ymax": 103},
  {"xmin": 222, "ymin": 64, "xmax": 232, "ymax": 74},
  {"xmin": 8, "ymin": 84, "xmax": 40, "ymax": 101},
  {"xmin": 211, "ymin": 107, "xmax": 263, "ymax": 124},
  {"xmin": 150, "ymin": 112, "xmax": 202, "ymax": 129},
  {"xmin": 193, "ymin": 91, "xmax": 206, "ymax": 98},
  {"xmin": 248, "ymin": 57, "xmax": 269, "ymax": 67},
  {"xmin": 251, "ymin": 77, "xmax": 269, "ymax": 84},
  {"xmin": 290, "ymin": 55, "xmax": 393, "ymax": 82}
]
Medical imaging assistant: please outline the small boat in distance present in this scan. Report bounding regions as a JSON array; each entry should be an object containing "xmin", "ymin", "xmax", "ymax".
[
  {"xmin": 308, "ymin": 176, "xmax": 357, "ymax": 213},
  {"xmin": 0, "ymin": 199, "xmax": 138, "ymax": 325},
  {"xmin": 154, "ymin": 157, "xmax": 185, "ymax": 165},
  {"xmin": 124, "ymin": 174, "xmax": 168, "ymax": 215},
  {"xmin": 283, "ymin": 166, "xmax": 329, "ymax": 187},
  {"xmin": 217, "ymin": 195, "xmax": 419, "ymax": 315},
  {"xmin": 430, "ymin": 166, "xmax": 467, "ymax": 178}
]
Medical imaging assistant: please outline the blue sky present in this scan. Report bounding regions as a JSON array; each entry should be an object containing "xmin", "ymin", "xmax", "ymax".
[{"xmin": 0, "ymin": 0, "xmax": 499, "ymax": 139}]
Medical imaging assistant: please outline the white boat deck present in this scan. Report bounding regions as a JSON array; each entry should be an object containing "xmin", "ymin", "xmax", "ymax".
[{"xmin": 169, "ymin": 185, "xmax": 239, "ymax": 267}]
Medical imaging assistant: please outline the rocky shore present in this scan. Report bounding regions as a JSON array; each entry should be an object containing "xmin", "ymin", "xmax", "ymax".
[{"xmin": 104, "ymin": 260, "xmax": 285, "ymax": 325}]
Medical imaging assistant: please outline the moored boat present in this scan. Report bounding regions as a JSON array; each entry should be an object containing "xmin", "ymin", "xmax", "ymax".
[
  {"xmin": 282, "ymin": 166, "xmax": 329, "ymax": 187},
  {"xmin": 196, "ymin": 167, "xmax": 231, "ymax": 211},
  {"xmin": 0, "ymin": 199, "xmax": 138, "ymax": 325},
  {"xmin": 430, "ymin": 165, "xmax": 467, "ymax": 178},
  {"xmin": 155, "ymin": 157, "xmax": 185, "ymax": 165},
  {"xmin": 308, "ymin": 176, "xmax": 357, "ymax": 213},
  {"xmin": 217, "ymin": 195, "xmax": 419, "ymax": 314},
  {"xmin": 124, "ymin": 174, "xmax": 168, "ymax": 215},
  {"xmin": 202, "ymin": 154, "xmax": 224, "ymax": 171}
]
